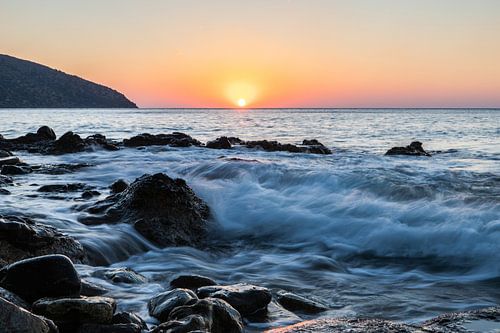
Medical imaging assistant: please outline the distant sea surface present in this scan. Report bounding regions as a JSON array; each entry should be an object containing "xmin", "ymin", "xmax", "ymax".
[{"xmin": 1, "ymin": 108, "xmax": 499, "ymax": 329}]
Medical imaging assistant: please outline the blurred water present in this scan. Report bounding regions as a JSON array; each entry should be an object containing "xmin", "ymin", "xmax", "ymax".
[{"xmin": 0, "ymin": 108, "xmax": 499, "ymax": 329}]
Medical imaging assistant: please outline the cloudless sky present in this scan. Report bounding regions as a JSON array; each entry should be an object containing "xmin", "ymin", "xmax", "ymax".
[{"xmin": 1, "ymin": 0, "xmax": 500, "ymax": 108}]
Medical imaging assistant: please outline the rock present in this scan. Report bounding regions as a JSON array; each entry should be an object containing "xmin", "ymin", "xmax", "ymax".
[
  {"xmin": 265, "ymin": 318, "xmax": 422, "ymax": 333},
  {"xmin": 206, "ymin": 137, "xmax": 232, "ymax": 149},
  {"xmin": 385, "ymin": 141, "xmax": 431, "ymax": 157},
  {"xmin": 112, "ymin": 312, "xmax": 147, "ymax": 329},
  {"xmin": 148, "ymin": 289, "xmax": 198, "ymax": 322},
  {"xmin": 0, "ymin": 174, "xmax": 13, "ymax": 186},
  {"xmin": 85, "ymin": 134, "xmax": 120, "ymax": 151},
  {"xmin": 96, "ymin": 267, "xmax": 147, "ymax": 284},
  {"xmin": 169, "ymin": 298, "xmax": 243, "ymax": 333},
  {"xmin": 302, "ymin": 139, "xmax": 332, "ymax": 154},
  {"xmin": 110, "ymin": 179, "xmax": 128, "ymax": 194},
  {"xmin": 0, "ymin": 156, "xmax": 21, "ymax": 166},
  {"xmin": 0, "ymin": 254, "xmax": 81, "ymax": 302},
  {"xmin": 0, "ymin": 296, "xmax": 57, "ymax": 333},
  {"xmin": 275, "ymin": 290, "xmax": 328, "ymax": 314},
  {"xmin": 81, "ymin": 191, "xmax": 100, "ymax": 199},
  {"xmin": 197, "ymin": 283, "xmax": 272, "ymax": 316},
  {"xmin": 0, "ymin": 188, "xmax": 10, "ymax": 195},
  {"xmin": 80, "ymin": 173, "xmax": 211, "ymax": 247},
  {"xmin": 1, "ymin": 164, "xmax": 32, "ymax": 175},
  {"xmin": 80, "ymin": 280, "xmax": 108, "ymax": 297},
  {"xmin": 0, "ymin": 149, "xmax": 13, "ymax": 158},
  {"xmin": 77, "ymin": 323, "xmax": 142, "ymax": 333},
  {"xmin": 170, "ymin": 274, "xmax": 217, "ymax": 290},
  {"xmin": 227, "ymin": 137, "xmax": 244, "ymax": 145},
  {"xmin": 33, "ymin": 296, "xmax": 116, "ymax": 326},
  {"xmin": 245, "ymin": 140, "xmax": 331, "ymax": 155},
  {"xmin": 32, "ymin": 163, "xmax": 93, "ymax": 175},
  {"xmin": 0, "ymin": 286, "xmax": 30, "ymax": 309},
  {"xmin": 123, "ymin": 132, "xmax": 202, "ymax": 148},
  {"xmin": 38, "ymin": 183, "xmax": 89, "ymax": 193},
  {"xmin": 0, "ymin": 215, "xmax": 87, "ymax": 266},
  {"xmin": 421, "ymin": 306, "xmax": 500, "ymax": 333},
  {"xmin": 52, "ymin": 131, "xmax": 86, "ymax": 154},
  {"xmin": 150, "ymin": 315, "xmax": 207, "ymax": 333},
  {"xmin": 37, "ymin": 126, "xmax": 57, "ymax": 140}
]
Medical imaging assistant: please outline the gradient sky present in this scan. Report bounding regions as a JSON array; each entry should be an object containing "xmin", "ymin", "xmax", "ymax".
[{"xmin": 1, "ymin": 0, "xmax": 500, "ymax": 108}]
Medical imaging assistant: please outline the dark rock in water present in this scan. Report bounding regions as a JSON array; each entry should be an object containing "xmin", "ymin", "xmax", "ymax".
[
  {"xmin": 38, "ymin": 183, "xmax": 89, "ymax": 193},
  {"xmin": 33, "ymin": 163, "xmax": 93, "ymax": 175},
  {"xmin": 0, "ymin": 215, "xmax": 87, "ymax": 266},
  {"xmin": 112, "ymin": 312, "xmax": 148, "ymax": 329},
  {"xmin": 0, "ymin": 188, "xmax": 10, "ymax": 195},
  {"xmin": 80, "ymin": 173, "xmax": 211, "ymax": 247},
  {"xmin": 148, "ymin": 289, "xmax": 198, "ymax": 322},
  {"xmin": 0, "ymin": 286, "xmax": 30, "ymax": 309},
  {"xmin": 80, "ymin": 280, "xmax": 108, "ymax": 297},
  {"xmin": 93, "ymin": 267, "xmax": 147, "ymax": 284},
  {"xmin": 197, "ymin": 283, "xmax": 272, "ymax": 316},
  {"xmin": 206, "ymin": 137, "xmax": 232, "ymax": 149},
  {"xmin": 0, "ymin": 296, "xmax": 57, "ymax": 333},
  {"xmin": 0, "ymin": 149, "xmax": 13, "ymax": 158},
  {"xmin": 52, "ymin": 131, "xmax": 86, "ymax": 154},
  {"xmin": 110, "ymin": 179, "xmax": 128, "ymax": 194},
  {"xmin": 123, "ymin": 132, "xmax": 202, "ymax": 148},
  {"xmin": 302, "ymin": 139, "xmax": 332, "ymax": 154},
  {"xmin": 0, "ymin": 254, "xmax": 81, "ymax": 303},
  {"xmin": 77, "ymin": 323, "xmax": 142, "ymax": 333},
  {"xmin": 1, "ymin": 164, "xmax": 32, "ymax": 175},
  {"xmin": 85, "ymin": 134, "xmax": 120, "ymax": 151},
  {"xmin": 82, "ymin": 190, "xmax": 101, "ymax": 199},
  {"xmin": 169, "ymin": 298, "xmax": 243, "ymax": 333},
  {"xmin": 227, "ymin": 137, "xmax": 244, "ymax": 145},
  {"xmin": 421, "ymin": 306, "xmax": 500, "ymax": 333},
  {"xmin": 151, "ymin": 314, "xmax": 207, "ymax": 332},
  {"xmin": 0, "ymin": 156, "xmax": 20, "ymax": 166},
  {"xmin": 0, "ymin": 174, "xmax": 13, "ymax": 185},
  {"xmin": 245, "ymin": 139, "xmax": 332, "ymax": 155},
  {"xmin": 170, "ymin": 274, "xmax": 217, "ymax": 290},
  {"xmin": 275, "ymin": 290, "xmax": 328, "ymax": 314},
  {"xmin": 33, "ymin": 296, "xmax": 116, "ymax": 325},
  {"xmin": 385, "ymin": 141, "xmax": 431, "ymax": 157},
  {"xmin": 37, "ymin": 126, "xmax": 56, "ymax": 140}
]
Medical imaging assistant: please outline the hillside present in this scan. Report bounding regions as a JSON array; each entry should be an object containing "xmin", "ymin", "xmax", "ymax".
[{"xmin": 0, "ymin": 54, "xmax": 137, "ymax": 108}]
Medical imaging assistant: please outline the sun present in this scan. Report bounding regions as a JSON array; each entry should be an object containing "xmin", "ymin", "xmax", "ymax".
[{"xmin": 237, "ymin": 98, "xmax": 247, "ymax": 107}]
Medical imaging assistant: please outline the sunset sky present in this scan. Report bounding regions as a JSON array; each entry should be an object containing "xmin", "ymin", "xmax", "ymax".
[{"xmin": 1, "ymin": 0, "xmax": 500, "ymax": 108}]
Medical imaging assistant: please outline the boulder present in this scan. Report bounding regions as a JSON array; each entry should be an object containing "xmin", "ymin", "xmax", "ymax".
[
  {"xmin": 275, "ymin": 290, "xmax": 328, "ymax": 314},
  {"xmin": 37, "ymin": 126, "xmax": 56, "ymax": 140},
  {"xmin": 0, "ymin": 296, "xmax": 57, "ymax": 333},
  {"xmin": 302, "ymin": 139, "xmax": 332, "ymax": 154},
  {"xmin": 80, "ymin": 280, "xmax": 108, "ymax": 297},
  {"xmin": 0, "ymin": 254, "xmax": 81, "ymax": 302},
  {"xmin": 1, "ymin": 164, "xmax": 32, "ymax": 175},
  {"xmin": 52, "ymin": 131, "xmax": 86, "ymax": 154},
  {"xmin": 0, "ymin": 215, "xmax": 88, "ymax": 266},
  {"xmin": 0, "ymin": 149, "xmax": 13, "ymax": 158},
  {"xmin": 0, "ymin": 286, "xmax": 30, "ymax": 309},
  {"xmin": 170, "ymin": 274, "xmax": 217, "ymax": 290},
  {"xmin": 84, "ymin": 134, "xmax": 120, "ymax": 151},
  {"xmin": 150, "ymin": 315, "xmax": 207, "ymax": 333},
  {"xmin": 110, "ymin": 179, "xmax": 128, "ymax": 194},
  {"xmin": 245, "ymin": 140, "xmax": 331, "ymax": 155},
  {"xmin": 169, "ymin": 298, "xmax": 243, "ymax": 333},
  {"xmin": 123, "ymin": 132, "xmax": 201, "ymax": 148},
  {"xmin": 80, "ymin": 173, "xmax": 211, "ymax": 247},
  {"xmin": 112, "ymin": 312, "xmax": 147, "ymax": 329},
  {"xmin": 197, "ymin": 283, "xmax": 272, "ymax": 316},
  {"xmin": 206, "ymin": 137, "xmax": 232, "ymax": 149},
  {"xmin": 148, "ymin": 289, "xmax": 198, "ymax": 322},
  {"xmin": 0, "ymin": 156, "xmax": 20, "ymax": 166},
  {"xmin": 385, "ymin": 141, "xmax": 431, "ymax": 156},
  {"xmin": 93, "ymin": 267, "xmax": 146, "ymax": 284},
  {"xmin": 38, "ymin": 183, "xmax": 89, "ymax": 193},
  {"xmin": 33, "ymin": 296, "xmax": 116, "ymax": 325},
  {"xmin": 81, "ymin": 191, "xmax": 100, "ymax": 199}
]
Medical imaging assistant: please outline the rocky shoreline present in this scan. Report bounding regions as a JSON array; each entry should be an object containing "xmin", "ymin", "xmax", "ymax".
[{"xmin": 0, "ymin": 126, "xmax": 495, "ymax": 333}]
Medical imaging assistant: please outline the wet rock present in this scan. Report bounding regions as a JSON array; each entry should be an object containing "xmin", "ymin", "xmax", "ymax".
[
  {"xmin": 80, "ymin": 280, "xmax": 108, "ymax": 297},
  {"xmin": 151, "ymin": 314, "xmax": 206, "ymax": 333},
  {"xmin": 302, "ymin": 139, "xmax": 332, "ymax": 154},
  {"xmin": 32, "ymin": 163, "xmax": 93, "ymax": 175},
  {"xmin": 197, "ymin": 283, "xmax": 272, "ymax": 316},
  {"xmin": 385, "ymin": 141, "xmax": 431, "ymax": 157},
  {"xmin": 0, "ymin": 174, "xmax": 13, "ymax": 185},
  {"xmin": 421, "ymin": 306, "xmax": 500, "ymax": 333},
  {"xmin": 0, "ymin": 254, "xmax": 81, "ymax": 302},
  {"xmin": 110, "ymin": 179, "xmax": 128, "ymax": 194},
  {"xmin": 148, "ymin": 289, "xmax": 198, "ymax": 322},
  {"xmin": 112, "ymin": 311, "xmax": 147, "ymax": 329},
  {"xmin": 0, "ymin": 188, "xmax": 11, "ymax": 195},
  {"xmin": 206, "ymin": 137, "xmax": 232, "ymax": 149},
  {"xmin": 82, "ymin": 190, "xmax": 100, "ymax": 199},
  {"xmin": 123, "ymin": 132, "xmax": 201, "ymax": 148},
  {"xmin": 38, "ymin": 183, "xmax": 89, "ymax": 193},
  {"xmin": 80, "ymin": 173, "xmax": 211, "ymax": 247},
  {"xmin": 169, "ymin": 298, "xmax": 243, "ymax": 333},
  {"xmin": 246, "ymin": 300, "xmax": 301, "ymax": 327},
  {"xmin": 266, "ymin": 318, "xmax": 422, "ymax": 333},
  {"xmin": 0, "ymin": 296, "xmax": 57, "ymax": 333},
  {"xmin": 93, "ymin": 267, "xmax": 147, "ymax": 284},
  {"xmin": 170, "ymin": 274, "xmax": 217, "ymax": 290},
  {"xmin": 227, "ymin": 137, "xmax": 244, "ymax": 145},
  {"xmin": 33, "ymin": 296, "xmax": 116, "ymax": 326},
  {"xmin": 1, "ymin": 164, "xmax": 32, "ymax": 175},
  {"xmin": 52, "ymin": 131, "xmax": 86, "ymax": 154},
  {"xmin": 37, "ymin": 126, "xmax": 57, "ymax": 140},
  {"xmin": 0, "ymin": 156, "xmax": 20, "ymax": 166},
  {"xmin": 0, "ymin": 215, "xmax": 87, "ymax": 266},
  {"xmin": 85, "ymin": 134, "xmax": 120, "ymax": 151},
  {"xmin": 275, "ymin": 290, "xmax": 328, "ymax": 314},
  {"xmin": 77, "ymin": 323, "xmax": 142, "ymax": 333},
  {"xmin": 245, "ymin": 140, "xmax": 331, "ymax": 155},
  {"xmin": 0, "ymin": 149, "xmax": 13, "ymax": 158},
  {"xmin": 0, "ymin": 286, "xmax": 30, "ymax": 309}
]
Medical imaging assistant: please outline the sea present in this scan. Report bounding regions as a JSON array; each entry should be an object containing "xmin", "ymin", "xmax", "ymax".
[{"xmin": 0, "ymin": 108, "xmax": 499, "ymax": 331}]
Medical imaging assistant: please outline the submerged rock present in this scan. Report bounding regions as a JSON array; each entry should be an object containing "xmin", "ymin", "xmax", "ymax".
[
  {"xmin": 168, "ymin": 298, "xmax": 243, "ymax": 333},
  {"xmin": 275, "ymin": 290, "xmax": 328, "ymax": 314},
  {"xmin": 385, "ymin": 141, "xmax": 431, "ymax": 157},
  {"xmin": 38, "ymin": 183, "xmax": 90, "ymax": 193},
  {"xmin": 197, "ymin": 283, "xmax": 272, "ymax": 316},
  {"xmin": 99, "ymin": 267, "xmax": 147, "ymax": 284},
  {"xmin": 148, "ymin": 289, "xmax": 198, "ymax": 322},
  {"xmin": 206, "ymin": 137, "xmax": 232, "ymax": 149},
  {"xmin": 170, "ymin": 274, "xmax": 217, "ymax": 290},
  {"xmin": 123, "ymin": 132, "xmax": 201, "ymax": 148},
  {"xmin": 0, "ymin": 254, "xmax": 81, "ymax": 302},
  {"xmin": 0, "ymin": 215, "xmax": 87, "ymax": 266},
  {"xmin": 0, "ymin": 296, "xmax": 57, "ymax": 333},
  {"xmin": 80, "ymin": 173, "xmax": 211, "ymax": 247}
]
